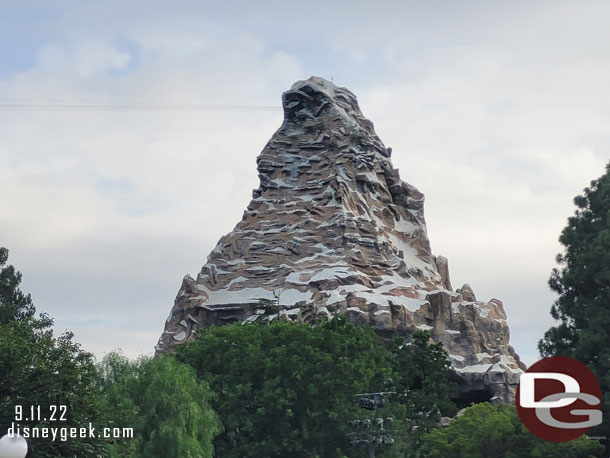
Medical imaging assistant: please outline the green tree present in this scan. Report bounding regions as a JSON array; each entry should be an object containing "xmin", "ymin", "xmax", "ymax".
[
  {"xmin": 97, "ymin": 352, "xmax": 221, "ymax": 458},
  {"xmin": 385, "ymin": 331, "xmax": 457, "ymax": 455},
  {"xmin": 176, "ymin": 316, "xmax": 457, "ymax": 458},
  {"xmin": 96, "ymin": 352, "xmax": 143, "ymax": 457},
  {"xmin": 0, "ymin": 247, "xmax": 105, "ymax": 457},
  {"xmin": 538, "ymin": 163, "xmax": 610, "ymax": 435},
  {"xmin": 419, "ymin": 403, "xmax": 604, "ymax": 458},
  {"xmin": 0, "ymin": 247, "xmax": 50, "ymax": 328},
  {"xmin": 177, "ymin": 316, "xmax": 385, "ymax": 458}
]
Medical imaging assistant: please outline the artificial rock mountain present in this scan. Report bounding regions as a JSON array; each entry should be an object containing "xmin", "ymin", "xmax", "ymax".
[{"xmin": 157, "ymin": 76, "xmax": 526, "ymax": 403}]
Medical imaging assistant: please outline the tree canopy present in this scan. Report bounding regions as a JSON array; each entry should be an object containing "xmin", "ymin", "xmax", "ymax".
[
  {"xmin": 176, "ymin": 316, "xmax": 457, "ymax": 458},
  {"xmin": 0, "ymin": 247, "xmax": 50, "ymax": 328},
  {"xmin": 97, "ymin": 352, "xmax": 221, "ymax": 458},
  {"xmin": 0, "ymin": 247, "xmax": 105, "ymax": 457},
  {"xmin": 538, "ymin": 162, "xmax": 610, "ymax": 436},
  {"xmin": 419, "ymin": 403, "xmax": 604, "ymax": 458}
]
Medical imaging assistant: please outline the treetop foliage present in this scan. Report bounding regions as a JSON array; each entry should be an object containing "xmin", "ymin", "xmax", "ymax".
[
  {"xmin": 0, "ymin": 246, "xmax": 104, "ymax": 457},
  {"xmin": 97, "ymin": 352, "xmax": 221, "ymax": 458},
  {"xmin": 419, "ymin": 403, "xmax": 604, "ymax": 458},
  {"xmin": 176, "ymin": 316, "xmax": 457, "ymax": 458},
  {"xmin": 538, "ymin": 162, "xmax": 610, "ymax": 437},
  {"xmin": 0, "ymin": 247, "xmax": 51, "ymax": 328}
]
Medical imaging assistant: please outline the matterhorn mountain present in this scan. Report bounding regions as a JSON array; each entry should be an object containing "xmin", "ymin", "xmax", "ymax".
[{"xmin": 157, "ymin": 76, "xmax": 525, "ymax": 403}]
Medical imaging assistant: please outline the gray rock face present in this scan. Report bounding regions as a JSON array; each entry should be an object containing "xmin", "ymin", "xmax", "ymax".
[{"xmin": 156, "ymin": 76, "xmax": 525, "ymax": 403}]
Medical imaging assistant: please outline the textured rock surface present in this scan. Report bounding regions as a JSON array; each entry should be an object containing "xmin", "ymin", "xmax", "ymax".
[{"xmin": 156, "ymin": 76, "xmax": 526, "ymax": 403}]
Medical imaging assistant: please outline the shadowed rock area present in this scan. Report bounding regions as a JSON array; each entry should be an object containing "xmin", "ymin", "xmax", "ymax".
[{"xmin": 156, "ymin": 76, "xmax": 526, "ymax": 403}]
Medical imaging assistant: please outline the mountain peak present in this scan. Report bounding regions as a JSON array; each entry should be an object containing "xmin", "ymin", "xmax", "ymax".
[
  {"xmin": 281, "ymin": 76, "xmax": 378, "ymax": 138},
  {"xmin": 283, "ymin": 76, "xmax": 361, "ymax": 118},
  {"xmin": 157, "ymin": 78, "xmax": 525, "ymax": 404}
]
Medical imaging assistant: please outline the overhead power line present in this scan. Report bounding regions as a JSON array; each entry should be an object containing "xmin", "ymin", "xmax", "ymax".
[{"xmin": 0, "ymin": 101, "xmax": 282, "ymax": 112}]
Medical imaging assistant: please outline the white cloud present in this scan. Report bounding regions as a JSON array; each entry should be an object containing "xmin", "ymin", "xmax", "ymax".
[
  {"xmin": 36, "ymin": 41, "xmax": 130, "ymax": 78},
  {"xmin": 2, "ymin": 1, "xmax": 610, "ymax": 366}
]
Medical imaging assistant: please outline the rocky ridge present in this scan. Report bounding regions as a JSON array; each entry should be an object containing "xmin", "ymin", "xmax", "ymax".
[{"xmin": 156, "ymin": 76, "xmax": 526, "ymax": 403}]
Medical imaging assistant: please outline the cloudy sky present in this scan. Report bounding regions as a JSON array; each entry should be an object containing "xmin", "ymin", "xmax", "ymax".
[{"xmin": 1, "ymin": 0, "xmax": 609, "ymax": 366}]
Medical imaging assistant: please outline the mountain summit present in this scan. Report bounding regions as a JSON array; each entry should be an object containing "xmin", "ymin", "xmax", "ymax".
[{"xmin": 156, "ymin": 76, "xmax": 525, "ymax": 402}]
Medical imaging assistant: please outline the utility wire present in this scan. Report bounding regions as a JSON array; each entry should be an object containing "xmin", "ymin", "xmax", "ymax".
[{"xmin": 0, "ymin": 100, "xmax": 282, "ymax": 112}]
